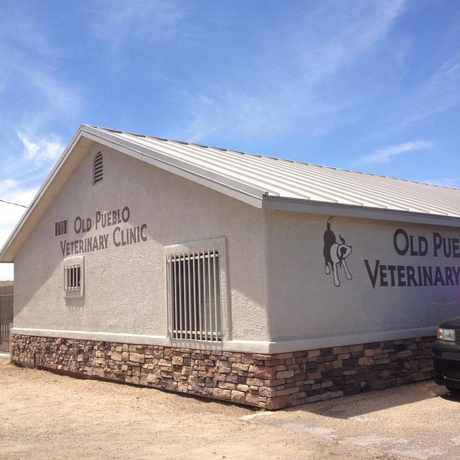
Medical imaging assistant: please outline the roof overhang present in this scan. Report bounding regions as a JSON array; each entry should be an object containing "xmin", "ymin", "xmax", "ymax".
[
  {"xmin": 2, "ymin": 125, "xmax": 460, "ymax": 263},
  {"xmin": 262, "ymin": 196, "xmax": 460, "ymax": 228},
  {"xmin": 0, "ymin": 128, "xmax": 92, "ymax": 263},
  {"xmin": 0, "ymin": 125, "xmax": 270, "ymax": 262},
  {"xmin": 80, "ymin": 126, "xmax": 271, "ymax": 207}
]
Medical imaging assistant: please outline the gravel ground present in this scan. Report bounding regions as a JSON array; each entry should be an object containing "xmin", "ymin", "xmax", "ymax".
[{"xmin": 0, "ymin": 357, "xmax": 458, "ymax": 460}]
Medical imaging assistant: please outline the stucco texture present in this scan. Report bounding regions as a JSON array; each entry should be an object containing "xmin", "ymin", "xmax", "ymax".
[
  {"xmin": 14, "ymin": 145, "xmax": 269, "ymax": 344},
  {"xmin": 13, "ymin": 141, "xmax": 460, "ymax": 353},
  {"xmin": 265, "ymin": 211, "xmax": 460, "ymax": 345}
]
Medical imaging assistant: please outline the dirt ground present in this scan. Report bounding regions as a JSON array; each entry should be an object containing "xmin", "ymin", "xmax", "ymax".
[{"xmin": 1, "ymin": 357, "xmax": 459, "ymax": 460}]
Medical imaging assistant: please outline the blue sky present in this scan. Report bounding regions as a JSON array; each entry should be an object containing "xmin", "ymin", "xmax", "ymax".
[{"xmin": 1, "ymin": 0, "xmax": 460, "ymax": 279}]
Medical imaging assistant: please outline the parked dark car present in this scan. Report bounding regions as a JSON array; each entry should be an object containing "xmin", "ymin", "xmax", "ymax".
[{"xmin": 433, "ymin": 318, "xmax": 460, "ymax": 393}]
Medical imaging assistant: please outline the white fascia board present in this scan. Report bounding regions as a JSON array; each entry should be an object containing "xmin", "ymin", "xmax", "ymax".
[
  {"xmin": 80, "ymin": 126, "xmax": 270, "ymax": 207},
  {"xmin": 0, "ymin": 125, "xmax": 270, "ymax": 262},
  {"xmin": 262, "ymin": 195, "xmax": 460, "ymax": 229}
]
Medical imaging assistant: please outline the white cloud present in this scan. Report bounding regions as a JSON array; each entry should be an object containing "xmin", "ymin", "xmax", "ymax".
[
  {"xmin": 0, "ymin": 4, "xmax": 83, "ymax": 129},
  {"xmin": 0, "ymin": 6, "xmax": 71, "ymax": 282},
  {"xmin": 368, "ymin": 53, "xmax": 460, "ymax": 140},
  {"xmin": 17, "ymin": 131, "xmax": 64, "ymax": 162},
  {"xmin": 295, "ymin": 0, "xmax": 407, "ymax": 85},
  {"xmin": 0, "ymin": 185, "xmax": 38, "ymax": 281},
  {"xmin": 0, "ymin": 179, "xmax": 18, "ymax": 195},
  {"xmin": 400, "ymin": 53, "xmax": 460, "ymax": 126},
  {"xmin": 0, "ymin": 187, "xmax": 36, "ymax": 235},
  {"xmin": 89, "ymin": 0, "xmax": 188, "ymax": 46},
  {"xmin": 26, "ymin": 69, "xmax": 83, "ymax": 117},
  {"xmin": 360, "ymin": 141, "xmax": 432, "ymax": 164},
  {"xmin": 181, "ymin": 0, "xmax": 407, "ymax": 141}
]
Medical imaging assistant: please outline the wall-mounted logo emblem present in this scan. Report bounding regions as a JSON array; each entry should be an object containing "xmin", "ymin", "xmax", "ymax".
[{"xmin": 323, "ymin": 220, "xmax": 353, "ymax": 287}]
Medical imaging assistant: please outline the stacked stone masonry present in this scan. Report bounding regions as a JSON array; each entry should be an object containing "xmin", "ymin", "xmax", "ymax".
[{"xmin": 11, "ymin": 335, "xmax": 434, "ymax": 410}]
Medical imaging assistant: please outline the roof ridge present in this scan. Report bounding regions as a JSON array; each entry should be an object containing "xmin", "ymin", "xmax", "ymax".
[{"xmin": 87, "ymin": 124, "xmax": 460, "ymax": 192}]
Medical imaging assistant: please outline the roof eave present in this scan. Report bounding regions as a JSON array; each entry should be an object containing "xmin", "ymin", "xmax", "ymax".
[
  {"xmin": 262, "ymin": 195, "xmax": 460, "ymax": 228},
  {"xmin": 0, "ymin": 127, "xmax": 88, "ymax": 263},
  {"xmin": 80, "ymin": 125, "xmax": 269, "ymax": 208},
  {"xmin": 3, "ymin": 124, "xmax": 459, "ymax": 264},
  {"xmin": 0, "ymin": 125, "xmax": 269, "ymax": 263}
]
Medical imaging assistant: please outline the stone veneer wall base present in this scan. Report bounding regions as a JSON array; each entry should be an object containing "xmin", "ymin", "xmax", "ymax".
[{"xmin": 11, "ymin": 334, "xmax": 435, "ymax": 410}]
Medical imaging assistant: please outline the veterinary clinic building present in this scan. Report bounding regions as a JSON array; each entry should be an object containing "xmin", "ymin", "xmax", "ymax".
[{"xmin": 2, "ymin": 125, "xmax": 460, "ymax": 409}]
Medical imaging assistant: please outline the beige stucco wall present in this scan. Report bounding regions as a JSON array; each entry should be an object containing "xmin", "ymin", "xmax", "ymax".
[
  {"xmin": 14, "ymin": 141, "xmax": 460, "ymax": 354},
  {"xmin": 14, "ymin": 144, "xmax": 270, "ymax": 348},
  {"xmin": 265, "ymin": 211, "xmax": 460, "ymax": 350}
]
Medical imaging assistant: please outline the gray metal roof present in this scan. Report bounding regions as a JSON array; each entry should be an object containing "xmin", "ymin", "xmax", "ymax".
[
  {"xmin": 2, "ymin": 124, "xmax": 460, "ymax": 263},
  {"xmin": 96, "ymin": 126, "xmax": 460, "ymax": 220}
]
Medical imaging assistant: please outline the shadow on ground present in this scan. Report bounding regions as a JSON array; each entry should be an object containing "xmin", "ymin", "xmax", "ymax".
[
  {"xmin": 290, "ymin": 381, "xmax": 452, "ymax": 419},
  {"xmin": 441, "ymin": 390, "xmax": 460, "ymax": 403}
]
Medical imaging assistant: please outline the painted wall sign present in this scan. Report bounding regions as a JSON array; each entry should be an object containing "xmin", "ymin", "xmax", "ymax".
[
  {"xmin": 365, "ymin": 228, "xmax": 460, "ymax": 289},
  {"xmin": 322, "ymin": 223, "xmax": 460, "ymax": 289},
  {"xmin": 323, "ymin": 220, "xmax": 353, "ymax": 287},
  {"xmin": 55, "ymin": 206, "xmax": 148, "ymax": 257}
]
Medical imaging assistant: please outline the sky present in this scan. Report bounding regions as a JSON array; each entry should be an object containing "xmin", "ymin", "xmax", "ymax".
[{"xmin": 1, "ymin": 0, "xmax": 460, "ymax": 280}]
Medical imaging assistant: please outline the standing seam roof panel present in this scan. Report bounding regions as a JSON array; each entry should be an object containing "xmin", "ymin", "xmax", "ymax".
[{"xmin": 103, "ymin": 129, "xmax": 460, "ymax": 218}]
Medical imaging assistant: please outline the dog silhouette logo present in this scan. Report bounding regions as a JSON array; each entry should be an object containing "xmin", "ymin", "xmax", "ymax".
[{"xmin": 323, "ymin": 220, "xmax": 352, "ymax": 287}]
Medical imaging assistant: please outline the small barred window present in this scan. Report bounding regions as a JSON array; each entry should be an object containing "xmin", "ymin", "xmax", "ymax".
[
  {"xmin": 93, "ymin": 152, "xmax": 103, "ymax": 185},
  {"xmin": 64, "ymin": 256, "xmax": 84, "ymax": 298}
]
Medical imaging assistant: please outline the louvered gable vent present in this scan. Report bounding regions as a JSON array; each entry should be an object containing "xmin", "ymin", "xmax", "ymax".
[{"xmin": 93, "ymin": 152, "xmax": 103, "ymax": 184}]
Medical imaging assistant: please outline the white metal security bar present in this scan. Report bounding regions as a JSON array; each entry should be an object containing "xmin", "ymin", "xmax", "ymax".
[
  {"xmin": 64, "ymin": 264, "xmax": 81, "ymax": 295},
  {"xmin": 167, "ymin": 250, "xmax": 222, "ymax": 342}
]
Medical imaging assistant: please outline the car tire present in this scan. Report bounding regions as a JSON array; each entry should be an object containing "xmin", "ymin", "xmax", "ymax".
[{"xmin": 446, "ymin": 385, "xmax": 460, "ymax": 396}]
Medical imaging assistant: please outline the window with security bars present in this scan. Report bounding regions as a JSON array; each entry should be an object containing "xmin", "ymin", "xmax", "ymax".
[
  {"xmin": 64, "ymin": 256, "xmax": 84, "ymax": 298},
  {"xmin": 93, "ymin": 151, "xmax": 103, "ymax": 184},
  {"xmin": 167, "ymin": 250, "xmax": 222, "ymax": 342}
]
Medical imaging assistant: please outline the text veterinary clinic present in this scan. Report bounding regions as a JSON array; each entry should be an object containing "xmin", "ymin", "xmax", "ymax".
[
  {"xmin": 58, "ymin": 206, "xmax": 148, "ymax": 257},
  {"xmin": 365, "ymin": 229, "xmax": 460, "ymax": 288}
]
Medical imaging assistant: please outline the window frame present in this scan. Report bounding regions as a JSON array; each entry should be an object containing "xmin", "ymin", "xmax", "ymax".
[
  {"xmin": 164, "ymin": 237, "xmax": 230, "ymax": 346},
  {"xmin": 63, "ymin": 255, "xmax": 85, "ymax": 298}
]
